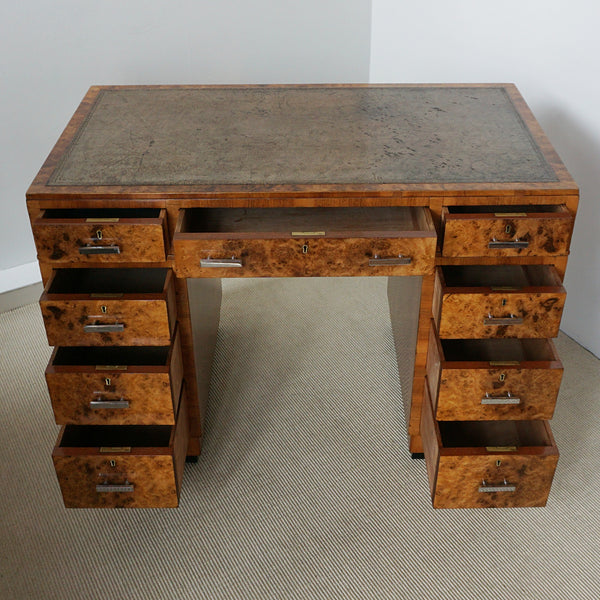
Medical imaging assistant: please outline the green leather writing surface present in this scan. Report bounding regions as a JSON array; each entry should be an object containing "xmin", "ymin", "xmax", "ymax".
[{"xmin": 49, "ymin": 87, "xmax": 557, "ymax": 186}]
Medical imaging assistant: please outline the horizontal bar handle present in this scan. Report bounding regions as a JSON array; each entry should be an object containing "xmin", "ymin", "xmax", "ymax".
[
  {"xmin": 479, "ymin": 480, "xmax": 516, "ymax": 493},
  {"xmin": 484, "ymin": 314, "xmax": 524, "ymax": 326},
  {"xmin": 481, "ymin": 392, "xmax": 521, "ymax": 405},
  {"xmin": 83, "ymin": 323, "xmax": 125, "ymax": 333},
  {"xmin": 79, "ymin": 245, "xmax": 121, "ymax": 255},
  {"xmin": 96, "ymin": 483, "xmax": 134, "ymax": 493},
  {"xmin": 369, "ymin": 255, "xmax": 412, "ymax": 267},
  {"xmin": 489, "ymin": 238, "xmax": 529, "ymax": 249},
  {"xmin": 90, "ymin": 399, "xmax": 130, "ymax": 410},
  {"xmin": 200, "ymin": 257, "xmax": 243, "ymax": 268}
]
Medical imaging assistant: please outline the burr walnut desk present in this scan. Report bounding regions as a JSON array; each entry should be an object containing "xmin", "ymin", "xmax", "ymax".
[{"xmin": 26, "ymin": 85, "xmax": 578, "ymax": 508}]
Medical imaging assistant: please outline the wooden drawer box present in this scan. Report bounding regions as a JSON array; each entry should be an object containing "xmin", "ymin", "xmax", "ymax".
[
  {"xmin": 441, "ymin": 204, "xmax": 574, "ymax": 257},
  {"xmin": 173, "ymin": 207, "xmax": 436, "ymax": 278},
  {"xmin": 433, "ymin": 265, "xmax": 566, "ymax": 339},
  {"xmin": 421, "ymin": 383, "xmax": 558, "ymax": 508},
  {"xmin": 32, "ymin": 208, "xmax": 168, "ymax": 263},
  {"xmin": 52, "ymin": 387, "xmax": 189, "ymax": 508},
  {"xmin": 426, "ymin": 324, "xmax": 563, "ymax": 420},
  {"xmin": 40, "ymin": 268, "xmax": 176, "ymax": 346},
  {"xmin": 46, "ymin": 327, "xmax": 183, "ymax": 425}
]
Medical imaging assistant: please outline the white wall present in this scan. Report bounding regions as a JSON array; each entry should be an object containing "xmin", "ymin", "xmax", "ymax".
[
  {"xmin": 371, "ymin": 0, "xmax": 600, "ymax": 357},
  {"xmin": 0, "ymin": 0, "xmax": 371, "ymax": 273}
]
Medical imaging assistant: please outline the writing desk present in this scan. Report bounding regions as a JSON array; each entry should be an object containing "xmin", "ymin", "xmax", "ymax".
[{"xmin": 27, "ymin": 85, "xmax": 578, "ymax": 508}]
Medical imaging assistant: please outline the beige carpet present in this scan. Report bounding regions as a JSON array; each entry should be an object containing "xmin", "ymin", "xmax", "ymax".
[{"xmin": 1, "ymin": 277, "xmax": 599, "ymax": 599}]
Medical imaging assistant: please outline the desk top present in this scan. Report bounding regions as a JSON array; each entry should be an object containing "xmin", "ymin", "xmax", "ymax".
[{"xmin": 28, "ymin": 84, "xmax": 576, "ymax": 200}]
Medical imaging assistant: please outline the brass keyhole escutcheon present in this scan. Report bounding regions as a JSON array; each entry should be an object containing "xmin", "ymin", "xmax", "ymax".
[
  {"xmin": 496, "ymin": 460, "xmax": 502, "ymax": 467},
  {"xmin": 505, "ymin": 224, "xmax": 512, "ymax": 235},
  {"xmin": 501, "ymin": 298, "xmax": 507, "ymax": 306},
  {"xmin": 104, "ymin": 377, "xmax": 111, "ymax": 387},
  {"xmin": 499, "ymin": 373, "xmax": 506, "ymax": 382},
  {"xmin": 101, "ymin": 305, "xmax": 108, "ymax": 314},
  {"xmin": 110, "ymin": 460, "xmax": 116, "ymax": 468},
  {"xmin": 302, "ymin": 244, "xmax": 309, "ymax": 254},
  {"xmin": 96, "ymin": 229, "xmax": 103, "ymax": 240}
]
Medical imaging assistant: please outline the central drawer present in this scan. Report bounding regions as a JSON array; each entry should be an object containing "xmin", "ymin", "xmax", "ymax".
[
  {"xmin": 173, "ymin": 207, "xmax": 436, "ymax": 277},
  {"xmin": 40, "ymin": 268, "xmax": 176, "ymax": 346}
]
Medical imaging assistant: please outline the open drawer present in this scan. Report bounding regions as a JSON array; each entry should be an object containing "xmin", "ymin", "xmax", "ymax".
[
  {"xmin": 421, "ymin": 383, "xmax": 558, "ymax": 508},
  {"xmin": 32, "ymin": 208, "xmax": 168, "ymax": 263},
  {"xmin": 426, "ymin": 323, "xmax": 563, "ymax": 420},
  {"xmin": 52, "ymin": 386, "xmax": 189, "ymax": 508},
  {"xmin": 433, "ymin": 265, "xmax": 566, "ymax": 339},
  {"xmin": 46, "ymin": 326, "xmax": 183, "ymax": 425},
  {"xmin": 40, "ymin": 268, "xmax": 177, "ymax": 346},
  {"xmin": 441, "ymin": 204, "xmax": 574, "ymax": 257},
  {"xmin": 173, "ymin": 207, "xmax": 436, "ymax": 277}
]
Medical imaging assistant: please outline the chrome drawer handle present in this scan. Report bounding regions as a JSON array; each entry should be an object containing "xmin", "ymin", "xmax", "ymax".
[
  {"xmin": 96, "ymin": 483, "xmax": 134, "ymax": 493},
  {"xmin": 479, "ymin": 479, "xmax": 516, "ymax": 493},
  {"xmin": 483, "ymin": 314, "xmax": 524, "ymax": 326},
  {"xmin": 83, "ymin": 323, "xmax": 125, "ymax": 333},
  {"xmin": 488, "ymin": 238, "xmax": 529, "ymax": 249},
  {"xmin": 369, "ymin": 254, "xmax": 412, "ymax": 266},
  {"xmin": 90, "ymin": 399, "xmax": 130, "ymax": 409},
  {"xmin": 79, "ymin": 244, "xmax": 121, "ymax": 255},
  {"xmin": 200, "ymin": 257, "xmax": 243, "ymax": 268},
  {"xmin": 481, "ymin": 392, "xmax": 521, "ymax": 405}
]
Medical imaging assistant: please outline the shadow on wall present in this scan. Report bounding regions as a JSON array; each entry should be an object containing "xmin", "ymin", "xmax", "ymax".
[{"xmin": 537, "ymin": 105, "xmax": 600, "ymax": 357}]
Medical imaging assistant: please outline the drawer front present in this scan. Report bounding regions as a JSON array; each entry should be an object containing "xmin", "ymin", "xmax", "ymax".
[
  {"xmin": 52, "ymin": 388, "xmax": 189, "ymax": 508},
  {"xmin": 46, "ymin": 332, "xmax": 184, "ymax": 425},
  {"xmin": 436, "ymin": 292, "xmax": 565, "ymax": 338},
  {"xmin": 442, "ymin": 205, "xmax": 574, "ymax": 257},
  {"xmin": 420, "ymin": 384, "xmax": 558, "ymax": 508},
  {"xmin": 32, "ymin": 210, "xmax": 167, "ymax": 263},
  {"xmin": 426, "ymin": 328, "xmax": 563, "ymax": 420},
  {"xmin": 174, "ymin": 236, "xmax": 436, "ymax": 278},
  {"xmin": 434, "ymin": 367, "xmax": 562, "ymax": 420},
  {"xmin": 41, "ymin": 298, "xmax": 173, "ymax": 346},
  {"xmin": 433, "ymin": 453, "xmax": 559, "ymax": 508}
]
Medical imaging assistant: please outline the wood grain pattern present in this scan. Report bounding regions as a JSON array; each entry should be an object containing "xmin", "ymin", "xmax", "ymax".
[
  {"xmin": 40, "ymin": 298, "xmax": 173, "ymax": 346},
  {"xmin": 436, "ymin": 292, "xmax": 565, "ymax": 338},
  {"xmin": 46, "ymin": 331, "xmax": 183, "ymax": 425},
  {"xmin": 52, "ymin": 389, "xmax": 188, "ymax": 508},
  {"xmin": 32, "ymin": 210, "xmax": 167, "ymax": 263},
  {"xmin": 433, "ymin": 453, "xmax": 558, "ymax": 508},
  {"xmin": 174, "ymin": 237, "xmax": 436, "ymax": 278},
  {"xmin": 442, "ymin": 208, "xmax": 574, "ymax": 257}
]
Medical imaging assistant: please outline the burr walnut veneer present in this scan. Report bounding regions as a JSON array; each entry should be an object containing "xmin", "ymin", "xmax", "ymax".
[{"xmin": 27, "ymin": 84, "xmax": 578, "ymax": 508}]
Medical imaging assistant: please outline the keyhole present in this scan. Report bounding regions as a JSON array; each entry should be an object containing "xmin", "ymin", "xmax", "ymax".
[
  {"xmin": 496, "ymin": 460, "xmax": 502, "ymax": 467},
  {"xmin": 101, "ymin": 305, "xmax": 108, "ymax": 314},
  {"xmin": 96, "ymin": 229, "xmax": 103, "ymax": 240},
  {"xmin": 505, "ymin": 224, "xmax": 512, "ymax": 235},
  {"xmin": 499, "ymin": 373, "xmax": 506, "ymax": 382},
  {"xmin": 110, "ymin": 460, "xmax": 116, "ymax": 468},
  {"xmin": 104, "ymin": 377, "xmax": 111, "ymax": 387},
  {"xmin": 501, "ymin": 298, "xmax": 507, "ymax": 306},
  {"xmin": 302, "ymin": 244, "xmax": 309, "ymax": 254}
]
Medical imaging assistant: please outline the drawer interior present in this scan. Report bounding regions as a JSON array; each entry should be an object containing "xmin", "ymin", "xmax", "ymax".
[
  {"xmin": 178, "ymin": 207, "xmax": 434, "ymax": 237},
  {"xmin": 440, "ymin": 264, "xmax": 562, "ymax": 288},
  {"xmin": 52, "ymin": 345, "xmax": 170, "ymax": 366},
  {"xmin": 47, "ymin": 268, "xmax": 168, "ymax": 294},
  {"xmin": 445, "ymin": 204, "xmax": 567, "ymax": 215},
  {"xmin": 440, "ymin": 338, "xmax": 557, "ymax": 362},
  {"xmin": 59, "ymin": 424, "xmax": 172, "ymax": 448},
  {"xmin": 438, "ymin": 420, "xmax": 552, "ymax": 448},
  {"xmin": 41, "ymin": 208, "xmax": 162, "ymax": 220}
]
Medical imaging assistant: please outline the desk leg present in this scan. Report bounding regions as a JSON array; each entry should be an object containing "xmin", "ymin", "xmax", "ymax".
[
  {"xmin": 175, "ymin": 277, "xmax": 222, "ymax": 456},
  {"xmin": 387, "ymin": 274, "xmax": 434, "ymax": 454}
]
